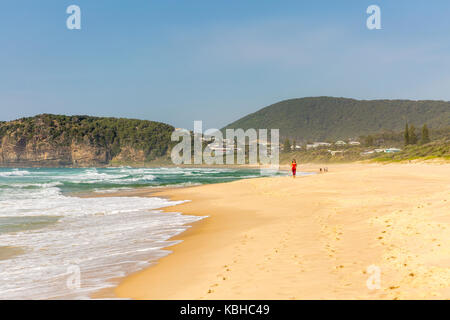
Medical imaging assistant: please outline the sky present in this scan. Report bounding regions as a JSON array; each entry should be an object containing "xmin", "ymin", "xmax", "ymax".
[{"xmin": 1, "ymin": 0, "xmax": 450, "ymax": 129}]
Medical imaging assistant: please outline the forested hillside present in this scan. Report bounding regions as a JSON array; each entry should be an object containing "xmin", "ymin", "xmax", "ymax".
[{"xmin": 224, "ymin": 97, "xmax": 450, "ymax": 142}]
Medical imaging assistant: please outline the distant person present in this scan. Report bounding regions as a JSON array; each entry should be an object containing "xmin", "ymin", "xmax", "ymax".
[{"xmin": 291, "ymin": 159, "xmax": 297, "ymax": 178}]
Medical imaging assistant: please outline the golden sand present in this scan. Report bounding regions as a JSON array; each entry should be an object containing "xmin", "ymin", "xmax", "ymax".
[{"xmin": 113, "ymin": 163, "xmax": 450, "ymax": 300}]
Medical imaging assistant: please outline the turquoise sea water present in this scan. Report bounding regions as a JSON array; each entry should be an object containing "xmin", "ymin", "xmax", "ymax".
[
  {"xmin": 0, "ymin": 167, "xmax": 271, "ymax": 195},
  {"xmin": 0, "ymin": 167, "xmax": 288, "ymax": 299}
]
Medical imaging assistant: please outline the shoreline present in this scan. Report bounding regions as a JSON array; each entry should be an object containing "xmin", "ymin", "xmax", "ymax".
[{"xmin": 107, "ymin": 162, "xmax": 450, "ymax": 300}]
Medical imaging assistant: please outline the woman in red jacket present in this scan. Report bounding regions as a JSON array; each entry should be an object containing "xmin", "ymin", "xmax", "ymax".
[{"xmin": 291, "ymin": 159, "xmax": 297, "ymax": 178}]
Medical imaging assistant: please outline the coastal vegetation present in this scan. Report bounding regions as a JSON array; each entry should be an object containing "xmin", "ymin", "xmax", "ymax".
[
  {"xmin": 280, "ymin": 124, "xmax": 450, "ymax": 163},
  {"xmin": 373, "ymin": 140, "xmax": 450, "ymax": 162}
]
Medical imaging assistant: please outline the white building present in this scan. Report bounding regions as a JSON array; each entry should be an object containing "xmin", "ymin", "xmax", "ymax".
[
  {"xmin": 385, "ymin": 148, "xmax": 402, "ymax": 153},
  {"xmin": 207, "ymin": 145, "xmax": 234, "ymax": 154},
  {"xmin": 348, "ymin": 141, "xmax": 361, "ymax": 146},
  {"xmin": 307, "ymin": 142, "xmax": 332, "ymax": 149},
  {"xmin": 314, "ymin": 142, "xmax": 332, "ymax": 147},
  {"xmin": 329, "ymin": 150, "xmax": 344, "ymax": 156},
  {"xmin": 335, "ymin": 140, "xmax": 347, "ymax": 146}
]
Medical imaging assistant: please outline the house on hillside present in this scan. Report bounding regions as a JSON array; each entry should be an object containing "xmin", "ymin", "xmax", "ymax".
[
  {"xmin": 206, "ymin": 143, "xmax": 235, "ymax": 155},
  {"xmin": 315, "ymin": 142, "xmax": 332, "ymax": 148},
  {"xmin": 385, "ymin": 148, "xmax": 402, "ymax": 153},
  {"xmin": 348, "ymin": 141, "xmax": 361, "ymax": 146},
  {"xmin": 335, "ymin": 140, "xmax": 347, "ymax": 146},
  {"xmin": 307, "ymin": 142, "xmax": 331, "ymax": 149},
  {"xmin": 329, "ymin": 150, "xmax": 344, "ymax": 156}
]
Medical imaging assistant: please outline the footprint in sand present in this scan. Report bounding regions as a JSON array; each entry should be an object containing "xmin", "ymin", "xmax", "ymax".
[
  {"xmin": 389, "ymin": 286, "xmax": 399, "ymax": 290},
  {"xmin": 387, "ymin": 256, "xmax": 396, "ymax": 261}
]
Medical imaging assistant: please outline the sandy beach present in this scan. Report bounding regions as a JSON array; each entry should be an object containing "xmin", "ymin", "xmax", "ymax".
[{"xmin": 114, "ymin": 163, "xmax": 450, "ymax": 300}]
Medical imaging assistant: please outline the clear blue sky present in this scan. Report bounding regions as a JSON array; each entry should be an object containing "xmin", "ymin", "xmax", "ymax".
[{"xmin": 2, "ymin": 0, "xmax": 450, "ymax": 129}]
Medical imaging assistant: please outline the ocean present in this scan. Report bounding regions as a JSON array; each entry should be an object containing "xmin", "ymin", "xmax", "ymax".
[{"xmin": 0, "ymin": 167, "xmax": 288, "ymax": 299}]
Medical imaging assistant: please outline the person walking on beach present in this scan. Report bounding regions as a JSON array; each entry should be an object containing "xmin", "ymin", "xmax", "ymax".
[{"xmin": 291, "ymin": 159, "xmax": 297, "ymax": 178}]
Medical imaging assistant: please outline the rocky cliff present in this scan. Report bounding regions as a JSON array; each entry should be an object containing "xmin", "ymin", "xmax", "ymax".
[{"xmin": 0, "ymin": 114, "xmax": 174, "ymax": 167}]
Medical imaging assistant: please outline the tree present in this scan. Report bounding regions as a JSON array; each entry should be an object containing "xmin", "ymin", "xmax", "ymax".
[
  {"xmin": 409, "ymin": 125, "xmax": 417, "ymax": 145},
  {"xmin": 404, "ymin": 122, "xmax": 410, "ymax": 145},
  {"xmin": 421, "ymin": 124, "xmax": 430, "ymax": 144},
  {"xmin": 365, "ymin": 135, "xmax": 374, "ymax": 147},
  {"xmin": 284, "ymin": 138, "xmax": 291, "ymax": 153},
  {"xmin": 292, "ymin": 140, "xmax": 296, "ymax": 151}
]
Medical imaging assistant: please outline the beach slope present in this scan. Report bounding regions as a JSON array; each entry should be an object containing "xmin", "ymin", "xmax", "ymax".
[{"xmin": 115, "ymin": 163, "xmax": 450, "ymax": 300}]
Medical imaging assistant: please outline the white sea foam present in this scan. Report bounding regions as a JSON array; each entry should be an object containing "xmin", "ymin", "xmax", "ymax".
[
  {"xmin": 0, "ymin": 193, "xmax": 202, "ymax": 299},
  {"xmin": 0, "ymin": 167, "xmax": 284, "ymax": 299},
  {"xmin": 0, "ymin": 169, "xmax": 30, "ymax": 177}
]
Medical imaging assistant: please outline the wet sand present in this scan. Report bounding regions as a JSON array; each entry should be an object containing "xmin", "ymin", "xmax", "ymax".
[{"xmin": 0, "ymin": 246, "xmax": 25, "ymax": 261}]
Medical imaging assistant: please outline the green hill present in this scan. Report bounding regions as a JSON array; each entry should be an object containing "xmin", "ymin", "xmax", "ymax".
[
  {"xmin": 0, "ymin": 114, "xmax": 174, "ymax": 167},
  {"xmin": 223, "ymin": 97, "xmax": 450, "ymax": 142}
]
